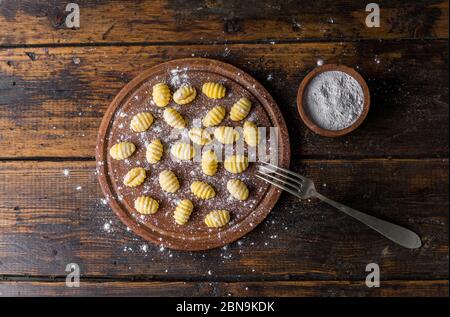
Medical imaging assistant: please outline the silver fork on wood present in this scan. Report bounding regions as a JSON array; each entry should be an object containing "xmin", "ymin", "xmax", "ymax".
[{"xmin": 256, "ymin": 161, "xmax": 422, "ymax": 249}]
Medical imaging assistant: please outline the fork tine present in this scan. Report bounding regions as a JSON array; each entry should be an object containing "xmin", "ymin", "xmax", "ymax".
[
  {"xmin": 260, "ymin": 161, "xmax": 307, "ymax": 181},
  {"xmin": 257, "ymin": 170, "xmax": 300, "ymax": 192},
  {"xmin": 259, "ymin": 165, "xmax": 303, "ymax": 186},
  {"xmin": 256, "ymin": 174, "xmax": 303, "ymax": 199}
]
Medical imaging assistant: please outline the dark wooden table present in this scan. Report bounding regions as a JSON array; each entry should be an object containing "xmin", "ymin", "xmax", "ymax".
[{"xmin": 0, "ymin": 0, "xmax": 448, "ymax": 297}]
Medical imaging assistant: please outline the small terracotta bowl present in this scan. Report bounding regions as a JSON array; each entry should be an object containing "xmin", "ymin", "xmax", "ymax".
[{"xmin": 297, "ymin": 64, "xmax": 370, "ymax": 137}]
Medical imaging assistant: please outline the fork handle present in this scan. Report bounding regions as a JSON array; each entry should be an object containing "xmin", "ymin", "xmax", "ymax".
[{"xmin": 314, "ymin": 192, "xmax": 422, "ymax": 249}]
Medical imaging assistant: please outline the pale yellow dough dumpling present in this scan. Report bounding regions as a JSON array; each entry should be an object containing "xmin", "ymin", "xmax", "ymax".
[
  {"xmin": 204, "ymin": 210, "xmax": 230, "ymax": 228},
  {"xmin": 173, "ymin": 199, "xmax": 194, "ymax": 225},
  {"xmin": 109, "ymin": 142, "xmax": 136, "ymax": 160},
  {"xmin": 190, "ymin": 181, "xmax": 216, "ymax": 200},
  {"xmin": 130, "ymin": 112, "xmax": 154, "ymax": 132},
  {"xmin": 243, "ymin": 121, "xmax": 260, "ymax": 147},
  {"xmin": 201, "ymin": 150, "xmax": 218, "ymax": 176},
  {"xmin": 146, "ymin": 139, "xmax": 164, "ymax": 164},
  {"xmin": 227, "ymin": 179, "xmax": 249, "ymax": 201},
  {"xmin": 214, "ymin": 126, "xmax": 240, "ymax": 144},
  {"xmin": 123, "ymin": 167, "xmax": 146, "ymax": 187},
  {"xmin": 152, "ymin": 83, "xmax": 171, "ymax": 107},
  {"xmin": 202, "ymin": 82, "xmax": 226, "ymax": 99},
  {"xmin": 171, "ymin": 142, "xmax": 196, "ymax": 160},
  {"xmin": 230, "ymin": 97, "xmax": 252, "ymax": 121},
  {"xmin": 159, "ymin": 170, "xmax": 180, "ymax": 193},
  {"xmin": 173, "ymin": 84, "xmax": 197, "ymax": 105},
  {"xmin": 134, "ymin": 196, "xmax": 159, "ymax": 215},
  {"xmin": 189, "ymin": 128, "xmax": 212, "ymax": 145},
  {"xmin": 163, "ymin": 108, "xmax": 186, "ymax": 129},
  {"xmin": 224, "ymin": 155, "xmax": 249, "ymax": 174},
  {"xmin": 202, "ymin": 106, "xmax": 226, "ymax": 127}
]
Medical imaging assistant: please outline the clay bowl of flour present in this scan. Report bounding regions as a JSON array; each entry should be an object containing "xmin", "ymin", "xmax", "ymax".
[{"xmin": 297, "ymin": 64, "xmax": 370, "ymax": 137}]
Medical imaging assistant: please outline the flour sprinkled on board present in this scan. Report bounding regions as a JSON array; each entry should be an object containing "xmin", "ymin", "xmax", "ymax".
[{"xmin": 169, "ymin": 67, "xmax": 190, "ymax": 87}]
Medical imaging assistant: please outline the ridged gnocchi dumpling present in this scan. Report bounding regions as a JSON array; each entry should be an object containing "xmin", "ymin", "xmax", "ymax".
[
  {"xmin": 171, "ymin": 142, "xmax": 196, "ymax": 160},
  {"xmin": 202, "ymin": 106, "xmax": 226, "ymax": 127},
  {"xmin": 190, "ymin": 181, "xmax": 216, "ymax": 200},
  {"xmin": 173, "ymin": 199, "xmax": 194, "ymax": 225},
  {"xmin": 224, "ymin": 155, "xmax": 249, "ymax": 174},
  {"xmin": 134, "ymin": 196, "xmax": 159, "ymax": 215},
  {"xmin": 163, "ymin": 108, "xmax": 186, "ymax": 129},
  {"xmin": 243, "ymin": 121, "xmax": 260, "ymax": 147},
  {"xmin": 109, "ymin": 142, "xmax": 136, "ymax": 160},
  {"xmin": 173, "ymin": 85, "xmax": 197, "ymax": 105},
  {"xmin": 152, "ymin": 83, "xmax": 171, "ymax": 107},
  {"xmin": 130, "ymin": 112, "xmax": 154, "ymax": 132},
  {"xmin": 227, "ymin": 179, "xmax": 249, "ymax": 201},
  {"xmin": 201, "ymin": 150, "xmax": 218, "ymax": 176},
  {"xmin": 146, "ymin": 139, "xmax": 164, "ymax": 164},
  {"xmin": 189, "ymin": 128, "xmax": 212, "ymax": 145},
  {"xmin": 230, "ymin": 97, "xmax": 252, "ymax": 121},
  {"xmin": 204, "ymin": 210, "xmax": 230, "ymax": 228},
  {"xmin": 214, "ymin": 126, "xmax": 240, "ymax": 144},
  {"xmin": 202, "ymin": 82, "xmax": 226, "ymax": 99},
  {"xmin": 159, "ymin": 170, "xmax": 180, "ymax": 193},
  {"xmin": 123, "ymin": 167, "xmax": 146, "ymax": 187}
]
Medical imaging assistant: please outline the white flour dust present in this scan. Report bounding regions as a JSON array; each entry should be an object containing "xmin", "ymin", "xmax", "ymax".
[{"xmin": 303, "ymin": 71, "xmax": 364, "ymax": 131}]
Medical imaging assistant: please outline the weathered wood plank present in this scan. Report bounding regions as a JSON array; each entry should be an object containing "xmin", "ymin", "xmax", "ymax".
[
  {"xmin": 0, "ymin": 41, "xmax": 448, "ymax": 158},
  {"xmin": 0, "ymin": 0, "xmax": 448, "ymax": 46},
  {"xmin": 0, "ymin": 159, "xmax": 447, "ymax": 279},
  {"xmin": 0, "ymin": 280, "xmax": 447, "ymax": 297}
]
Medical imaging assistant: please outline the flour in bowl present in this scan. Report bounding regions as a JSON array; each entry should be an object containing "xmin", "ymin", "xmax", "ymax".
[{"xmin": 303, "ymin": 70, "xmax": 364, "ymax": 131}]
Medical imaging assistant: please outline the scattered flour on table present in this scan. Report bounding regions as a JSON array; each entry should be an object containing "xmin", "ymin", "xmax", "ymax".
[{"xmin": 303, "ymin": 70, "xmax": 364, "ymax": 131}]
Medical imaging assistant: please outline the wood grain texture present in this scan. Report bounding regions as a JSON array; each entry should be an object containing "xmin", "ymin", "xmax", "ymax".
[
  {"xmin": 0, "ymin": 280, "xmax": 447, "ymax": 297},
  {"xmin": 0, "ymin": 159, "xmax": 447, "ymax": 279},
  {"xmin": 0, "ymin": 0, "xmax": 448, "ymax": 46},
  {"xmin": 0, "ymin": 41, "xmax": 448, "ymax": 158}
]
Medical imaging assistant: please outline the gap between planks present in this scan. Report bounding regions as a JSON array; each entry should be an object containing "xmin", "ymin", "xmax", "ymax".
[
  {"xmin": 0, "ymin": 37, "xmax": 448, "ymax": 50},
  {"xmin": 0, "ymin": 274, "xmax": 448, "ymax": 284}
]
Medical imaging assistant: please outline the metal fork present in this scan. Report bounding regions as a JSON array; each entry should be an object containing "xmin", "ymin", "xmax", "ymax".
[{"xmin": 256, "ymin": 161, "xmax": 422, "ymax": 249}]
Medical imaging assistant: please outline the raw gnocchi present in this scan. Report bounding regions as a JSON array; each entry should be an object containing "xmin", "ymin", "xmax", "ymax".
[
  {"xmin": 243, "ymin": 121, "xmax": 259, "ymax": 147},
  {"xmin": 204, "ymin": 210, "xmax": 230, "ymax": 228},
  {"xmin": 173, "ymin": 199, "xmax": 194, "ymax": 225},
  {"xmin": 109, "ymin": 142, "xmax": 136, "ymax": 160},
  {"xmin": 201, "ymin": 150, "xmax": 218, "ymax": 176},
  {"xmin": 202, "ymin": 106, "xmax": 226, "ymax": 127},
  {"xmin": 152, "ymin": 83, "xmax": 171, "ymax": 107},
  {"xmin": 191, "ymin": 181, "xmax": 216, "ymax": 200},
  {"xmin": 173, "ymin": 84, "xmax": 197, "ymax": 105},
  {"xmin": 214, "ymin": 126, "xmax": 240, "ymax": 144},
  {"xmin": 202, "ymin": 82, "xmax": 226, "ymax": 99},
  {"xmin": 134, "ymin": 196, "xmax": 159, "ymax": 215},
  {"xmin": 130, "ymin": 112, "xmax": 154, "ymax": 132},
  {"xmin": 159, "ymin": 170, "xmax": 180, "ymax": 193},
  {"xmin": 224, "ymin": 155, "xmax": 249, "ymax": 174},
  {"xmin": 171, "ymin": 142, "xmax": 196, "ymax": 160},
  {"xmin": 163, "ymin": 108, "xmax": 186, "ymax": 129},
  {"xmin": 123, "ymin": 167, "xmax": 146, "ymax": 187},
  {"xmin": 189, "ymin": 128, "xmax": 212, "ymax": 145},
  {"xmin": 227, "ymin": 179, "xmax": 249, "ymax": 201},
  {"xmin": 146, "ymin": 139, "xmax": 164, "ymax": 164},
  {"xmin": 230, "ymin": 97, "xmax": 252, "ymax": 121}
]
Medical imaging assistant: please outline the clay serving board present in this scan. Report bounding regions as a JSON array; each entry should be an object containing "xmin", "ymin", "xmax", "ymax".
[{"xmin": 96, "ymin": 58, "xmax": 290, "ymax": 251}]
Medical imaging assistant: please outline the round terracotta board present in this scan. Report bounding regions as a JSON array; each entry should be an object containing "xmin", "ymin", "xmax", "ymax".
[{"xmin": 96, "ymin": 58, "xmax": 291, "ymax": 251}]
